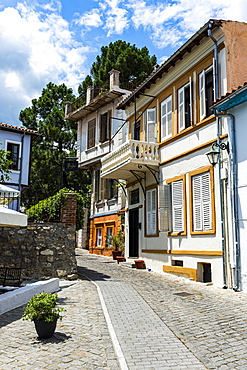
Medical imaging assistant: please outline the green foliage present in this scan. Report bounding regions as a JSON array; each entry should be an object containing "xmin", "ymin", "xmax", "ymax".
[
  {"xmin": 78, "ymin": 40, "xmax": 157, "ymax": 94},
  {"xmin": 105, "ymin": 229, "xmax": 125, "ymax": 252},
  {"xmin": 19, "ymin": 82, "xmax": 91, "ymax": 203},
  {"xmin": 0, "ymin": 144, "xmax": 12, "ymax": 182},
  {"xmin": 26, "ymin": 188, "xmax": 90, "ymax": 230},
  {"xmin": 22, "ymin": 292, "xmax": 64, "ymax": 322}
]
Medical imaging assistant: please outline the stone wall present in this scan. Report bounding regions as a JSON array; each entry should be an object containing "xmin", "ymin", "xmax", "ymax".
[{"xmin": 0, "ymin": 193, "xmax": 78, "ymax": 281}]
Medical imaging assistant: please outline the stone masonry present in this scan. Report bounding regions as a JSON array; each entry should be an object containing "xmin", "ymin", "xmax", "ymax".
[{"xmin": 0, "ymin": 193, "xmax": 78, "ymax": 281}]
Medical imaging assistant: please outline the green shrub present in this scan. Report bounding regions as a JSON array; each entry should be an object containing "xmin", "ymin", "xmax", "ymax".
[
  {"xmin": 25, "ymin": 188, "xmax": 89, "ymax": 230},
  {"xmin": 22, "ymin": 292, "xmax": 64, "ymax": 322}
]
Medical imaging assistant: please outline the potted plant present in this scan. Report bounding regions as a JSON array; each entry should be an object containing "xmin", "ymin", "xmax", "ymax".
[
  {"xmin": 134, "ymin": 259, "xmax": 145, "ymax": 269},
  {"xmin": 22, "ymin": 292, "xmax": 64, "ymax": 339},
  {"xmin": 105, "ymin": 229, "xmax": 125, "ymax": 260}
]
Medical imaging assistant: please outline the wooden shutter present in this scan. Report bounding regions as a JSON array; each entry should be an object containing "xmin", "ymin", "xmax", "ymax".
[
  {"xmin": 192, "ymin": 175, "xmax": 203, "ymax": 231},
  {"xmin": 107, "ymin": 110, "xmax": 112, "ymax": 140},
  {"xmin": 171, "ymin": 180, "xmax": 184, "ymax": 232},
  {"xmin": 192, "ymin": 171, "xmax": 212, "ymax": 232},
  {"xmin": 99, "ymin": 114, "xmax": 103, "ymax": 142},
  {"xmin": 88, "ymin": 119, "xmax": 96, "ymax": 148},
  {"xmin": 94, "ymin": 170, "xmax": 100, "ymax": 202},
  {"xmin": 199, "ymin": 70, "xmax": 206, "ymax": 121},
  {"xmin": 161, "ymin": 96, "xmax": 172, "ymax": 140},
  {"xmin": 158, "ymin": 184, "xmax": 170, "ymax": 231},
  {"xmin": 146, "ymin": 190, "xmax": 152, "ymax": 235},
  {"xmin": 178, "ymin": 87, "xmax": 185, "ymax": 132},
  {"xmin": 146, "ymin": 108, "xmax": 156, "ymax": 142},
  {"xmin": 201, "ymin": 172, "xmax": 211, "ymax": 230},
  {"xmin": 104, "ymin": 179, "xmax": 110, "ymax": 199},
  {"xmin": 146, "ymin": 188, "xmax": 157, "ymax": 235}
]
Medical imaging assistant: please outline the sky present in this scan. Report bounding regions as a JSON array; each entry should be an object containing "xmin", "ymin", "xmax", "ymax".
[{"xmin": 0, "ymin": 0, "xmax": 247, "ymax": 126}]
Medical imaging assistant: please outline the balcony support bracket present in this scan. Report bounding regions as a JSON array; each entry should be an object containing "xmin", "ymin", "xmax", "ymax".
[
  {"xmin": 115, "ymin": 180, "xmax": 127, "ymax": 198},
  {"xmin": 129, "ymin": 170, "xmax": 146, "ymax": 200},
  {"xmin": 143, "ymin": 164, "xmax": 159, "ymax": 184}
]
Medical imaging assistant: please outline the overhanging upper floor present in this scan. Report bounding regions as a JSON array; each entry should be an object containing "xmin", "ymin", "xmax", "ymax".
[{"xmin": 101, "ymin": 140, "xmax": 159, "ymax": 180}]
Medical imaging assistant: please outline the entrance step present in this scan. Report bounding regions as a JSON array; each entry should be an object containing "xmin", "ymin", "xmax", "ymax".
[{"xmin": 119, "ymin": 262, "xmax": 135, "ymax": 268}]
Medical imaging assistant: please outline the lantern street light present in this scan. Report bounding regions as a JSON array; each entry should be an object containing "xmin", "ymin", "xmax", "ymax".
[{"xmin": 206, "ymin": 141, "xmax": 229, "ymax": 166}]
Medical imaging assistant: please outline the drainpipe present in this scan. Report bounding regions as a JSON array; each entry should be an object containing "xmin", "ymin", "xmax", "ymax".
[
  {"xmin": 215, "ymin": 112, "xmax": 241, "ymax": 291},
  {"xmin": 208, "ymin": 22, "xmax": 228, "ymax": 288},
  {"xmin": 18, "ymin": 132, "xmax": 25, "ymax": 211}
]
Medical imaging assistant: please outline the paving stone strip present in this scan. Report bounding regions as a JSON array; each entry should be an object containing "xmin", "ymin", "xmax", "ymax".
[{"xmin": 76, "ymin": 249, "xmax": 247, "ymax": 370}]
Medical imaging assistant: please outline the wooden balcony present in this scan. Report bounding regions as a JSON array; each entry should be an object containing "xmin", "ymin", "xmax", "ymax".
[{"xmin": 101, "ymin": 140, "xmax": 160, "ymax": 179}]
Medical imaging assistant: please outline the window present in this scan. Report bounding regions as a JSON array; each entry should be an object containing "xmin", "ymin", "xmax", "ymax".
[
  {"xmin": 87, "ymin": 119, "xmax": 96, "ymax": 149},
  {"xmin": 94, "ymin": 170, "xmax": 100, "ymax": 202},
  {"xmin": 134, "ymin": 120, "xmax": 140, "ymax": 140},
  {"xmin": 166, "ymin": 175, "xmax": 186, "ymax": 235},
  {"xmin": 7, "ymin": 142, "xmax": 20, "ymax": 170},
  {"xmin": 106, "ymin": 179, "xmax": 118, "ymax": 199},
  {"xmin": 190, "ymin": 168, "xmax": 215, "ymax": 233},
  {"xmin": 96, "ymin": 228, "xmax": 102, "ymax": 247},
  {"xmin": 199, "ymin": 66, "xmax": 214, "ymax": 121},
  {"xmin": 146, "ymin": 188, "xmax": 157, "ymax": 235},
  {"xmin": 161, "ymin": 96, "xmax": 172, "ymax": 140},
  {"xmin": 106, "ymin": 227, "xmax": 113, "ymax": 247},
  {"xmin": 178, "ymin": 82, "xmax": 192, "ymax": 132},
  {"xmin": 131, "ymin": 189, "xmax": 139, "ymax": 205},
  {"xmin": 100, "ymin": 110, "xmax": 111, "ymax": 143},
  {"xmin": 146, "ymin": 108, "xmax": 156, "ymax": 142}
]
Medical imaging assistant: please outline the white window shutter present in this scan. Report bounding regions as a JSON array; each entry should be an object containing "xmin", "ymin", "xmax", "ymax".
[
  {"xmin": 189, "ymin": 77, "xmax": 193, "ymax": 125},
  {"xmin": 201, "ymin": 172, "xmax": 211, "ymax": 230},
  {"xmin": 146, "ymin": 190, "xmax": 152, "ymax": 235},
  {"xmin": 158, "ymin": 185, "xmax": 170, "ymax": 231},
  {"xmin": 178, "ymin": 88, "xmax": 185, "ymax": 132},
  {"xmin": 199, "ymin": 70, "xmax": 206, "ymax": 121},
  {"xmin": 146, "ymin": 188, "xmax": 157, "ymax": 235},
  {"xmin": 146, "ymin": 108, "xmax": 156, "ymax": 142},
  {"xmin": 192, "ymin": 175, "xmax": 203, "ymax": 231},
  {"xmin": 172, "ymin": 180, "xmax": 184, "ymax": 232},
  {"xmin": 161, "ymin": 96, "xmax": 172, "ymax": 140}
]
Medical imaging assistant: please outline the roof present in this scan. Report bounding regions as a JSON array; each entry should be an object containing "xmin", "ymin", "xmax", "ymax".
[
  {"xmin": 212, "ymin": 82, "xmax": 247, "ymax": 111},
  {"xmin": 66, "ymin": 89, "xmax": 126, "ymax": 121},
  {"xmin": 117, "ymin": 19, "xmax": 223, "ymax": 109},
  {"xmin": 0, "ymin": 122, "xmax": 39, "ymax": 136}
]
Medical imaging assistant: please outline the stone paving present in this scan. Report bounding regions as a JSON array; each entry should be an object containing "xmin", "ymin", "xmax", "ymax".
[
  {"xmin": 77, "ymin": 249, "xmax": 247, "ymax": 370},
  {"xmin": 1, "ymin": 249, "xmax": 247, "ymax": 369}
]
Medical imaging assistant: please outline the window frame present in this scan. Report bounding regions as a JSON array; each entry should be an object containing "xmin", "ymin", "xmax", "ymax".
[
  {"xmin": 145, "ymin": 186, "xmax": 158, "ymax": 237},
  {"xmin": 99, "ymin": 110, "xmax": 111, "ymax": 143},
  {"xmin": 199, "ymin": 65, "xmax": 214, "ymax": 121},
  {"xmin": 178, "ymin": 81, "xmax": 192, "ymax": 132},
  {"xmin": 160, "ymin": 95, "xmax": 172, "ymax": 141},
  {"xmin": 87, "ymin": 119, "xmax": 96, "ymax": 149},
  {"xmin": 146, "ymin": 107, "xmax": 156, "ymax": 143},
  {"xmin": 166, "ymin": 174, "xmax": 187, "ymax": 236},
  {"xmin": 96, "ymin": 228, "xmax": 103, "ymax": 247},
  {"xmin": 189, "ymin": 166, "xmax": 216, "ymax": 235},
  {"xmin": 6, "ymin": 141, "xmax": 21, "ymax": 171},
  {"xmin": 106, "ymin": 226, "xmax": 114, "ymax": 247}
]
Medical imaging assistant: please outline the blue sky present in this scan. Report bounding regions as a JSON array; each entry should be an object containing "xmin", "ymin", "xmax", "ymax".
[{"xmin": 0, "ymin": 0, "xmax": 247, "ymax": 126}]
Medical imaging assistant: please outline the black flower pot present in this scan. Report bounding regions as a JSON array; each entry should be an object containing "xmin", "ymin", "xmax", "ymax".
[{"xmin": 34, "ymin": 317, "xmax": 58, "ymax": 339}]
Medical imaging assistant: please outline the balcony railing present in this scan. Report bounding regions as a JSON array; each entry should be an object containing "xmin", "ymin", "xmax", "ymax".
[{"xmin": 101, "ymin": 140, "xmax": 160, "ymax": 179}]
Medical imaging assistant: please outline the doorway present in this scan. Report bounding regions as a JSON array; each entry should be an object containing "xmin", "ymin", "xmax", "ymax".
[{"xmin": 129, "ymin": 208, "xmax": 139, "ymax": 257}]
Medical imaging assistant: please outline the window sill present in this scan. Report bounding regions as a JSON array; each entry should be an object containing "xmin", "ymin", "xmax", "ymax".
[
  {"xmin": 107, "ymin": 198, "xmax": 117, "ymax": 205},
  {"xmin": 85, "ymin": 146, "xmax": 97, "ymax": 153},
  {"xmin": 99, "ymin": 140, "xmax": 112, "ymax": 148}
]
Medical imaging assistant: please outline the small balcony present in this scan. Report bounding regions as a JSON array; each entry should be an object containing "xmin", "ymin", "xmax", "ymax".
[{"xmin": 101, "ymin": 140, "xmax": 160, "ymax": 179}]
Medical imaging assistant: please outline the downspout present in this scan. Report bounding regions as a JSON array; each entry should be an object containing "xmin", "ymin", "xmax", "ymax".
[
  {"xmin": 18, "ymin": 132, "xmax": 25, "ymax": 211},
  {"xmin": 214, "ymin": 112, "xmax": 241, "ymax": 291},
  {"xmin": 208, "ymin": 22, "xmax": 228, "ymax": 288}
]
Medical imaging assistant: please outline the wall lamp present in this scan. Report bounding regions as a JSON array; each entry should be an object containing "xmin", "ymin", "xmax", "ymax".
[{"xmin": 206, "ymin": 141, "xmax": 230, "ymax": 166}]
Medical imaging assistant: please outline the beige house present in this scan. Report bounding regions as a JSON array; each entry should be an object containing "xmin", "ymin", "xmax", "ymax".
[{"xmin": 101, "ymin": 19, "xmax": 247, "ymax": 288}]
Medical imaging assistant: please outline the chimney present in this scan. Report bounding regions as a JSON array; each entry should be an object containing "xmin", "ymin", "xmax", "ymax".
[
  {"xmin": 109, "ymin": 69, "xmax": 120, "ymax": 91},
  {"xmin": 86, "ymin": 86, "xmax": 93, "ymax": 105}
]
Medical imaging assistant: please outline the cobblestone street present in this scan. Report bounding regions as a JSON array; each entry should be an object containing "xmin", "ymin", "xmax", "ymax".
[{"xmin": 1, "ymin": 249, "xmax": 247, "ymax": 369}]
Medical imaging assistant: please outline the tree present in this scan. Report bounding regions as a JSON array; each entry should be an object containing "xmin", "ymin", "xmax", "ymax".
[
  {"xmin": 19, "ymin": 82, "xmax": 91, "ymax": 204},
  {"xmin": 0, "ymin": 145, "xmax": 12, "ymax": 182},
  {"xmin": 78, "ymin": 40, "xmax": 157, "ymax": 95}
]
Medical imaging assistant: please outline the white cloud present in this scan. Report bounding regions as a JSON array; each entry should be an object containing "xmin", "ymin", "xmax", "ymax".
[
  {"xmin": 0, "ymin": 2, "xmax": 93, "ymax": 125},
  {"xmin": 75, "ymin": 9, "xmax": 102, "ymax": 28},
  {"xmin": 101, "ymin": 0, "xmax": 129, "ymax": 35}
]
